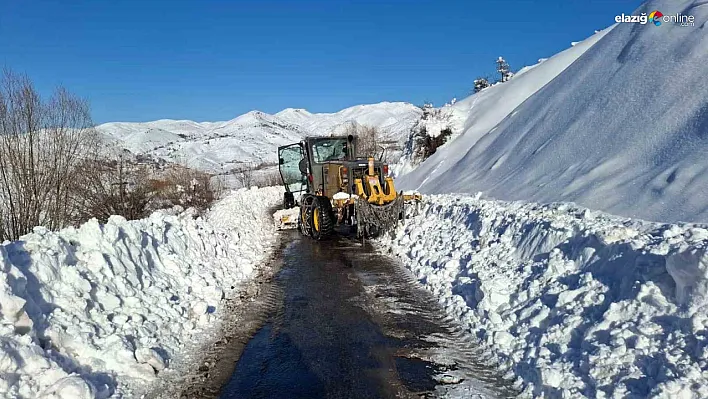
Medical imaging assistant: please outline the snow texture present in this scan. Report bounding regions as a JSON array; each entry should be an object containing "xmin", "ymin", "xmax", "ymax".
[
  {"xmin": 383, "ymin": 194, "xmax": 708, "ymax": 398},
  {"xmin": 398, "ymin": 0, "xmax": 708, "ymax": 224},
  {"xmin": 0, "ymin": 187, "xmax": 282, "ymax": 398}
]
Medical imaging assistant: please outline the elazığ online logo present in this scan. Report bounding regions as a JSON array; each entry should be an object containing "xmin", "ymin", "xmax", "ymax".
[
  {"xmin": 649, "ymin": 10, "xmax": 663, "ymax": 26},
  {"xmin": 615, "ymin": 10, "xmax": 695, "ymax": 27}
]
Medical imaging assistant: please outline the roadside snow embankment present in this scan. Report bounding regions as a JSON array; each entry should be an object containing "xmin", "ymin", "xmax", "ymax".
[
  {"xmin": 0, "ymin": 187, "xmax": 282, "ymax": 398},
  {"xmin": 384, "ymin": 195, "xmax": 708, "ymax": 398},
  {"xmin": 399, "ymin": 0, "xmax": 708, "ymax": 223}
]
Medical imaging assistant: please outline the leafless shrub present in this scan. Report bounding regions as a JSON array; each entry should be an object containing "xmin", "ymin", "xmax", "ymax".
[
  {"xmin": 420, "ymin": 102, "xmax": 452, "ymax": 122},
  {"xmin": 71, "ymin": 153, "xmax": 156, "ymax": 224},
  {"xmin": 232, "ymin": 163, "xmax": 255, "ymax": 188},
  {"xmin": 74, "ymin": 153, "xmax": 224, "ymax": 222},
  {"xmin": 155, "ymin": 166, "xmax": 223, "ymax": 212},
  {"xmin": 253, "ymin": 169, "xmax": 282, "ymax": 187},
  {"xmin": 253, "ymin": 162, "xmax": 277, "ymax": 171},
  {"xmin": 0, "ymin": 69, "xmax": 97, "ymax": 241},
  {"xmin": 415, "ymin": 126, "xmax": 453, "ymax": 161}
]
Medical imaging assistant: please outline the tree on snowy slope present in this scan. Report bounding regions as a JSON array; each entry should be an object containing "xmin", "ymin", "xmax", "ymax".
[
  {"xmin": 474, "ymin": 77, "xmax": 491, "ymax": 93},
  {"xmin": 420, "ymin": 102, "xmax": 435, "ymax": 120},
  {"xmin": 406, "ymin": 103, "xmax": 453, "ymax": 164},
  {"xmin": 421, "ymin": 102, "xmax": 449, "ymax": 121},
  {"xmin": 496, "ymin": 57, "xmax": 513, "ymax": 82}
]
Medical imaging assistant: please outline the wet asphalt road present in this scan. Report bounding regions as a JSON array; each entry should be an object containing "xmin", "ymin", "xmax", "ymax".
[{"xmin": 219, "ymin": 231, "xmax": 516, "ymax": 399}]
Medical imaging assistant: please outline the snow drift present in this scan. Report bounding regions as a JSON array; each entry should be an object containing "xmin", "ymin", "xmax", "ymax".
[
  {"xmin": 0, "ymin": 187, "xmax": 281, "ymax": 398},
  {"xmin": 399, "ymin": 0, "xmax": 708, "ymax": 224},
  {"xmin": 383, "ymin": 194, "xmax": 708, "ymax": 398}
]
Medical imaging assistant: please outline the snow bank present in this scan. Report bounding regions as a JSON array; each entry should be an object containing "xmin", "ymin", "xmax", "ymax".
[
  {"xmin": 383, "ymin": 194, "xmax": 708, "ymax": 398},
  {"xmin": 399, "ymin": 0, "xmax": 708, "ymax": 223},
  {"xmin": 0, "ymin": 187, "xmax": 282, "ymax": 398}
]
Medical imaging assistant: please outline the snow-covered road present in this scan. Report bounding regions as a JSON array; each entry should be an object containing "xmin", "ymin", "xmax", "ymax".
[
  {"xmin": 381, "ymin": 194, "xmax": 708, "ymax": 398},
  {"xmin": 0, "ymin": 187, "xmax": 282, "ymax": 398}
]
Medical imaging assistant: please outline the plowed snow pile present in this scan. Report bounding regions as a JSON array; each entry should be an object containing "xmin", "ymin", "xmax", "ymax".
[
  {"xmin": 398, "ymin": 0, "xmax": 708, "ymax": 224},
  {"xmin": 0, "ymin": 187, "xmax": 281, "ymax": 398},
  {"xmin": 383, "ymin": 195, "xmax": 708, "ymax": 398}
]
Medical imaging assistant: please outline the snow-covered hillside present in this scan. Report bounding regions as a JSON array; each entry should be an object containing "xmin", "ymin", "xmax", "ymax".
[
  {"xmin": 398, "ymin": 0, "xmax": 708, "ymax": 224},
  {"xmin": 394, "ymin": 27, "xmax": 612, "ymax": 178},
  {"xmin": 383, "ymin": 194, "xmax": 708, "ymax": 398},
  {"xmin": 97, "ymin": 102, "xmax": 421, "ymax": 174},
  {"xmin": 0, "ymin": 187, "xmax": 281, "ymax": 398}
]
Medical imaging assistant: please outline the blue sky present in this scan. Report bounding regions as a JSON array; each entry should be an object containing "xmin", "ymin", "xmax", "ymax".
[{"xmin": 0, "ymin": 0, "xmax": 642, "ymax": 123}]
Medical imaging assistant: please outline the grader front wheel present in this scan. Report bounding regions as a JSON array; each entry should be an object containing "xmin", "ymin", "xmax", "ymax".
[
  {"xmin": 298, "ymin": 200, "xmax": 311, "ymax": 236},
  {"xmin": 309, "ymin": 196, "xmax": 334, "ymax": 240}
]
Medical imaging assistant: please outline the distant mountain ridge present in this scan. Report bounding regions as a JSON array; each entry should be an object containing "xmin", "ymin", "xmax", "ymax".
[{"xmin": 97, "ymin": 102, "xmax": 422, "ymax": 173}]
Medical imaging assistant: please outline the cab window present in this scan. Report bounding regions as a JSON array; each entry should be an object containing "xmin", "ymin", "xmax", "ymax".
[{"xmin": 312, "ymin": 139, "xmax": 348, "ymax": 163}]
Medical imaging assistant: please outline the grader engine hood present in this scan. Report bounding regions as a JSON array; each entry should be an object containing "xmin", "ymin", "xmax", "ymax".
[{"xmin": 317, "ymin": 159, "xmax": 390, "ymax": 201}]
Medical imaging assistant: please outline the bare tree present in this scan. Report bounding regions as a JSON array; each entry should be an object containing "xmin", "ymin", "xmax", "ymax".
[
  {"xmin": 232, "ymin": 163, "xmax": 255, "ymax": 188},
  {"xmin": 359, "ymin": 125, "xmax": 379, "ymax": 159},
  {"xmin": 0, "ymin": 70, "xmax": 232, "ymax": 237},
  {"xmin": 342, "ymin": 124, "xmax": 383, "ymax": 159},
  {"xmin": 73, "ymin": 151, "xmax": 225, "ymax": 222},
  {"xmin": 0, "ymin": 69, "xmax": 96, "ymax": 240},
  {"xmin": 70, "ymin": 151, "xmax": 157, "ymax": 223},
  {"xmin": 157, "ymin": 165, "xmax": 223, "ymax": 212}
]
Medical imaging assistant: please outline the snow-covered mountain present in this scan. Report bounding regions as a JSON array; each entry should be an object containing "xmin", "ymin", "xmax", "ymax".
[
  {"xmin": 398, "ymin": 0, "xmax": 708, "ymax": 224},
  {"xmin": 97, "ymin": 102, "xmax": 421, "ymax": 173},
  {"xmin": 276, "ymin": 102, "xmax": 421, "ymax": 142}
]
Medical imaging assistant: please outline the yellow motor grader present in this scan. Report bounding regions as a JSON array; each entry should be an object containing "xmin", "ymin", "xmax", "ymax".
[{"xmin": 277, "ymin": 134, "xmax": 419, "ymax": 240}]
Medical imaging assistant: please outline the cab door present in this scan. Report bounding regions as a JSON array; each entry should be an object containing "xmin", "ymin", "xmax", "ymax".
[{"xmin": 278, "ymin": 143, "xmax": 307, "ymax": 196}]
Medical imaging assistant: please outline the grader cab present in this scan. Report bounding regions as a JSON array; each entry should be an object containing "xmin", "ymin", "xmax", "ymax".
[{"xmin": 277, "ymin": 134, "xmax": 417, "ymax": 239}]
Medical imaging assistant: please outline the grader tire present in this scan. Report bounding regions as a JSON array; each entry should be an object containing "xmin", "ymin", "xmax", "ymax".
[
  {"xmin": 298, "ymin": 203, "xmax": 311, "ymax": 236},
  {"xmin": 309, "ymin": 196, "xmax": 335, "ymax": 240}
]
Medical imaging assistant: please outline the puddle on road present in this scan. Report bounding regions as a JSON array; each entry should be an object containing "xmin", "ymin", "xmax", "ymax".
[
  {"xmin": 219, "ymin": 232, "xmax": 516, "ymax": 398},
  {"xmin": 221, "ymin": 324, "xmax": 326, "ymax": 399},
  {"xmin": 394, "ymin": 356, "xmax": 439, "ymax": 393}
]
